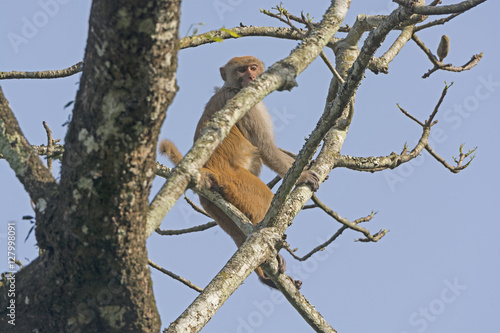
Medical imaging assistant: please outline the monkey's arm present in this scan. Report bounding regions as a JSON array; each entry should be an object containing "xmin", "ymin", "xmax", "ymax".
[{"xmin": 241, "ymin": 103, "xmax": 319, "ymax": 190}]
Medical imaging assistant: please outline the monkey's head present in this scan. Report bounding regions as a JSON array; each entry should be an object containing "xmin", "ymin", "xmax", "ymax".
[{"xmin": 220, "ymin": 56, "xmax": 265, "ymax": 89}]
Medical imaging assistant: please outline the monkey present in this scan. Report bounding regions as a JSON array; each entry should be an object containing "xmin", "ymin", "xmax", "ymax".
[{"xmin": 160, "ymin": 56, "xmax": 319, "ymax": 289}]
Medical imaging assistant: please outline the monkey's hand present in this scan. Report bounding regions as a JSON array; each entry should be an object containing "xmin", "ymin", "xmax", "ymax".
[
  {"xmin": 297, "ymin": 170, "xmax": 320, "ymax": 191},
  {"xmin": 289, "ymin": 276, "xmax": 303, "ymax": 289},
  {"xmin": 198, "ymin": 169, "xmax": 219, "ymax": 191}
]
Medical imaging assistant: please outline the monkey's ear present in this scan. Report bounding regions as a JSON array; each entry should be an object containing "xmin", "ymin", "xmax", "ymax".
[{"xmin": 220, "ymin": 67, "xmax": 226, "ymax": 81}]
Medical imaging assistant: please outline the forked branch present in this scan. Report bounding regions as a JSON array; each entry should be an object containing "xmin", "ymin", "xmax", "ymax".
[
  {"xmin": 334, "ymin": 83, "xmax": 474, "ymax": 174},
  {"xmin": 412, "ymin": 33, "xmax": 482, "ymax": 78}
]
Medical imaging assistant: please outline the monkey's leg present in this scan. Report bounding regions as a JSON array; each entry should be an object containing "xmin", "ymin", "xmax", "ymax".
[
  {"xmin": 200, "ymin": 170, "xmax": 302, "ymax": 289},
  {"xmin": 199, "ymin": 196, "xmax": 247, "ymax": 246},
  {"xmin": 199, "ymin": 197, "xmax": 279, "ymax": 288}
]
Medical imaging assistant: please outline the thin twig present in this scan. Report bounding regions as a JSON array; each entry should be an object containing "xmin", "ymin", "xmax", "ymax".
[
  {"xmin": 426, "ymin": 82, "xmax": 452, "ymax": 126},
  {"xmin": 286, "ymin": 226, "xmax": 347, "ymax": 261},
  {"xmin": 312, "ymin": 194, "xmax": 384, "ymax": 242},
  {"xmin": 394, "ymin": 0, "xmax": 486, "ymax": 15},
  {"xmin": 414, "ymin": 13, "xmax": 461, "ymax": 32},
  {"xmin": 288, "ymin": 191, "xmax": 386, "ymax": 260},
  {"xmin": 155, "ymin": 221, "xmax": 217, "ymax": 236},
  {"xmin": 262, "ymin": 6, "xmax": 344, "ymax": 82},
  {"xmin": 397, "ymin": 104, "xmax": 425, "ymax": 127},
  {"xmin": 422, "ymin": 53, "xmax": 483, "ymax": 79},
  {"xmin": 425, "ymin": 144, "xmax": 476, "ymax": 173},
  {"xmin": 184, "ymin": 195, "xmax": 211, "ymax": 218},
  {"xmin": 148, "ymin": 260, "xmax": 203, "ymax": 292},
  {"xmin": 42, "ymin": 121, "xmax": 54, "ymax": 174}
]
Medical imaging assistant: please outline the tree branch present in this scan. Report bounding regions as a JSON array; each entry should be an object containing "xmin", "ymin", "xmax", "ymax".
[
  {"xmin": 262, "ymin": 6, "xmax": 344, "ymax": 82},
  {"xmin": 334, "ymin": 83, "xmax": 466, "ymax": 173},
  {"xmin": 179, "ymin": 26, "xmax": 340, "ymax": 49},
  {"xmin": 0, "ymin": 143, "xmax": 64, "ymax": 160},
  {"xmin": 411, "ymin": 33, "xmax": 483, "ymax": 78},
  {"xmin": 414, "ymin": 12, "xmax": 462, "ymax": 32},
  {"xmin": 311, "ymin": 194, "xmax": 383, "ymax": 242},
  {"xmin": 149, "ymin": 260, "xmax": 203, "ymax": 293},
  {"xmin": 394, "ymin": 0, "xmax": 487, "ymax": 15},
  {"xmin": 425, "ymin": 143, "xmax": 476, "ymax": 173},
  {"xmin": 155, "ymin": 221, "xmax": 217, "ymax": 236},
  {"xmin": 0, "ymin": 62, "xmax": 83, "ymax": 80},
  {"xmin": 42, "ymin": 121, "xmax": 55, "ymax": 174},
  {"xmin": 286, "ymin": 226, "xmax": 347, "ymax": 261},
  {"xmin": 0, "ymin": 87, "xmax": 58, "ymax": 246}
]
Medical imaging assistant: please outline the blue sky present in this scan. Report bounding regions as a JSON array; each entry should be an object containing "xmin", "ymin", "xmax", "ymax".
[{"xmin": 1, "ymin": 1, "xmax": 499, "ymax": 332}]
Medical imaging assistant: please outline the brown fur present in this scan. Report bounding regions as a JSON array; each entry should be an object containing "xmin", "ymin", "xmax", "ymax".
[
  {"xmin": 159, "ymin": 139, "xmax": 183, "ymax": 165},
  {"xmin": 160, "ymin": 56, "xmax": 319, "ymax": 289}
]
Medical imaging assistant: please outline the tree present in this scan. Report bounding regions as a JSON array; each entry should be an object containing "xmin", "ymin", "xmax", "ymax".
[{"xmin": 0, "ymin": 0, "xmax": 495, "ymax": 332}]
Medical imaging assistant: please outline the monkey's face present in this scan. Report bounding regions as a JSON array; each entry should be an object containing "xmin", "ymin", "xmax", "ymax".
[
  {"xmin": 235, "ymin": 64, "xmax": 262, "ymax": 88},
  {"xmin": 221, "ymin": 56, "xmax": 265, "ymax": 89}
]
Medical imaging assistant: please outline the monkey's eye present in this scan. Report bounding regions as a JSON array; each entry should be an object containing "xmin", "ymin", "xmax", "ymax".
[
  {"xmin": 237, "ymin": 67, "xmax": 247, "ymax": 73},
  {"xmin": 249, "ymin": 65, "xmax": 258, "ymax": 71}
]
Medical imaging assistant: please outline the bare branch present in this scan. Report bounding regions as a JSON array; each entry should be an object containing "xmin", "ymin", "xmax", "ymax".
[
  {"xmin": 286, "ymin": 191, "xmax": 382, "ymax": 260},
  {"xmin": 0, "ymin": 143, "xmax": 64, "ymax": 160},
  {"xmin": 397, "ymin": 104, "xmax": 425, "ymax": 127},
  {"xmin": 262, "ymin": 5, "xmax": 344, "ymax": 82},
  {"xmin": 179, "ymin": 26, "xmax": 334, "ymax": 49},
  {"xmin": 0, "ymin": 62, "xmax": 83, "ymax": 80},
  {"xmin": 335, "ymin": 83, "xmax": 457, "ymax": 173},
  {"xmin": 414, "ymin": 13, "xmax": 462, "ymax": 32},
  {"xmin": 394, "ymin": 0, "xmax": 487, "ymax": 15},
  {"xmin": 378, "ymin": 25, "xmax": 415, "ymax": 66},
  {"xmin": 412, "ymin": 33, "xmax": 483, "ymax": 79},
  {"xmin": 42, "ymin": 121, "xmax": 54, "ymax": 174},
  {"xmin": 183, "ymin": 195, "xmax": 211, "ymax": 218},
  {"xmin": 311, "ymin": 194, "xmax": 383, "ymax": 241},
  {"xmin": 0, "ymin": 87, "xmax": 58, "ymax": 241},
  {"xmin": 425, "ymin": 144, "xmax": 476, "ymax": 173},
  {"xmin": 286, "ymin": 226, "xmax": 347, "ymax": 261},
  {"xmin": 259, "ymin": 258, "xmax": 339, "ymax": 333},
  {"xmin": 260, "ymin": 5, "xmax": 350, "ymax": 32},
  {"xmin": 398, "ymin": 83, "xmax": 476, "ymax": 173},
  {"xmin": 148, "ymin": 260, "xmax": 203, "ymax": 293},
  {"xmin": 155, "ymin": 222, "xmax": 217, "ymax": 236},
  {"xmin": 424, "ymin": 53, "xmax": 483, "ymax": 78}
]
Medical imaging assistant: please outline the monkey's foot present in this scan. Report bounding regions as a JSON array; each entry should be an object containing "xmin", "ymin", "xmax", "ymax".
[{"xmin": 290, "ymin": 277, "xmax": 303, "ymax": 289}]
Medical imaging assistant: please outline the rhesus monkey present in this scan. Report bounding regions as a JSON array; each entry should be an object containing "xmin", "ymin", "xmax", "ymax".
[{"xmin": 160, "ymin": 56, "xmax": 319, "ymax": 289}]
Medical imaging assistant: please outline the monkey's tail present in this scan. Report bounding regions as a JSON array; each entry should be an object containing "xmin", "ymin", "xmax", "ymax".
[{"xmin": 159, "ymin": 139, "xmax": 183, "ymax": 165}]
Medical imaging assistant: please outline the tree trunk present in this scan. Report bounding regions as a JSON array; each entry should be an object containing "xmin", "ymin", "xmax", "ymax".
[{"xmin": 0, "ymin": 0, "xmax": 181, "ymax": 331}]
